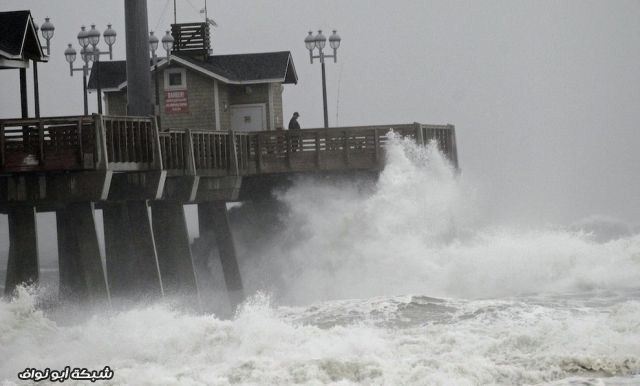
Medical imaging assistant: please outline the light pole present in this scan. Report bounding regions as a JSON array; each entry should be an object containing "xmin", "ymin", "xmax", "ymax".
[
  {"xmin": 33, "ymin": 17, "xmax": 55, "ymax": 118},
  {"xmin": 149, "ymin": 30, "xmax": 174, "ymax": 119},
  {"xmin": 305, "ymin": 29, "xmax": 341, "ymax": 129},
  {"xmin": 39, "ymin": 18, "xmax": 55, "ymax": 55},
  {"xmin": 65, "ymin": 24, "xmax": 117, "ymax": 115}
]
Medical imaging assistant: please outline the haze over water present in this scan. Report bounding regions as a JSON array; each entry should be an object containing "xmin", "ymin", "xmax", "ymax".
[{"xmin": 1, "ymin": 136, "xmax": 639, "ymax": 385}]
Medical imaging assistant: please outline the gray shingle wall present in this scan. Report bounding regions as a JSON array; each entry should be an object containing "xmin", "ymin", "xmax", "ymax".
[
  {"xmin": 154, "ymin": 67, "xmax": 216, "ymax": 130},
  {"xmin": 217, "ymin": 81, "xmax": 231, "ymax": 130},
  {"xmin": 105, "ymin": 92, "xmax": 127, "ymax": 116},
  {"xmin": 102, "ymin": 67, "xmax": 286, "ymax": 131},
  {"xmin": 271, "ymin": 83, "xmax": 284, "ymax": 130}
]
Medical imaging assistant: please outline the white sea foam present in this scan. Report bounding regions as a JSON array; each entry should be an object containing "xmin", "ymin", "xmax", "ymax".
[{"xmin": 0, "ymin": 289, "xmax": 639, "ymax": 385}]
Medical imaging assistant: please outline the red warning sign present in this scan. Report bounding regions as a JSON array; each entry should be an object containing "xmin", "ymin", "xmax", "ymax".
[{"xmin": 164, "ymin": 90, "xmax": 189, "ymax": 114}]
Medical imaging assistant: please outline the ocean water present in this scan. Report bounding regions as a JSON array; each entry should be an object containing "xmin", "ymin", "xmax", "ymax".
[{"xmin": 1, "ymin": 135, "xmax": 639, "ymax": 385}]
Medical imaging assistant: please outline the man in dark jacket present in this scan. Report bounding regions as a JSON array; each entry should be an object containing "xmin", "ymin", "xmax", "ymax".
[
  {"xmin": 288, "ymin": 112, "xmax": 301, "ymax": 130},
  {"xmin": 288, "ymin": 112, "xmax": 301, "ymax": 151}
]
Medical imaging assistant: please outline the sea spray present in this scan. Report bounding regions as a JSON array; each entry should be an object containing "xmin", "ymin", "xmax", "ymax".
[{"xmin": 235, "ymin": 134, "xmax": 640, "ymax": 304}]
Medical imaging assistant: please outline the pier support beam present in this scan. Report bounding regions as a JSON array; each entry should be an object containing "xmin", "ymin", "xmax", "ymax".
[
  {"xmin": 151, "ymin": 202, "xmax": 199, "ymax": 301},
  {"xmin": 4, "ymin": 206, "xmax": 39, "ymax": 296},
  {"xmin": 103, "ymin": 201, "xmax": 163, "ymax": 299},
  {"xmin": 198, "ymin": 202, "xmax": 244, "ymax": 309},
  {"xmin": 56, "ymin": 202, "xmax": 109, "ymax": 303}
]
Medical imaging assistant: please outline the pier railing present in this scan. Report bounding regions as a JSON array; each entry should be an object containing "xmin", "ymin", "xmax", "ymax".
[
  {"xmin": 101, "ymin": 115, "xmax": 161, "ymax": 170},
  {"xmin": 1, "ymin": 116, "xmax": 458, "ymax": 175},
  {"xmin": 245, "ymin": 123, "xmax": 459, "ymax": 174},
  {"xmin": 0, "ymin": 115, "xmax": 162, "ymax": 173},
  {"xmin": 0, "ymin": 116, "xmax": 97, "ymax": 172}
]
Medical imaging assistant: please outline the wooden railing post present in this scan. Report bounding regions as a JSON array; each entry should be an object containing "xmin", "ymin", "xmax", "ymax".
[
  {"xmin": 285, "ymin": 132, "xmax": 291, "ymax": 169},
  {"xmin": 256, "ymin": 133, "xmax": 263, "ymax": 172},
  {"xmin": 37, "ymin": 121, "xmax": 45, "ymax": 166},
  {"xmin": 77, "ymin": 117, "xmax": 84, "ymax": 166},
  {"xmin": 373, "ymin": 128, "xmax": 380, "ymax": 165},
  {"xmin": 414, "ymin": 122, "xmax": 424, "ymax": 145},
  {"xmin": 94, "ymin": 114, "xmax": 109, "ymax": 170},
  {"xmin": 184, "ymin": 130, "xmax": 196, "ymax": 175},
  {"xmin": 151, "ymin": 116, "xmax": 163, "ymax": 170},
  {"xmin": 0, "ymin": 123, "xmax": 4, "ymax": 168},
  {"xmin": 343, "ymin": 130, "xmax": 350, "ymax": 166},
  {"xmin": 228, "ymin": 130, "xmax": 239, "ymax": 176},
  {"xmin": 315, "ymin": 131, "xmax": 321, "ymax": 168},
  {"xmin": 448, "ymin": 124, "xmax": 459, "ymax": 169}
]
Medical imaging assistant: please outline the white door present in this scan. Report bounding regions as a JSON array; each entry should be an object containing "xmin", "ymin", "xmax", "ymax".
[{"xmin": 230, "ymin": 104, "xmax": 267, "ymax": 131}]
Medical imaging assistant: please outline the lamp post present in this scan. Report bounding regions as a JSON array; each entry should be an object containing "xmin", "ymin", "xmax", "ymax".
[
  {"xmin": 305, "ymin": 29, "xmax": 341, "ymax": 129},
  {"xmin": 162, "ymin": 30, "xmax": 175, "ymax": 55},
  {"xmin": 65, "ymin": 24, "xmax": 117, "ymax": 115},
  {"xmin": 33, "ymin": 17, "xmax": 55, "ymax": 118},
  {"xmin": 149, "ymin": 30, "xmax": 174, "ymax": 119},
  {"xmin": 39, "ymin": 17, "xmax": 55, "ymax": 55}
]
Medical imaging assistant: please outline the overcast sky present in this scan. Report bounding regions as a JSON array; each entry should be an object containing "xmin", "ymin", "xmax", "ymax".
[{"xmin": 0, "ymin": 0, "xmax": 639, "ymax": 229}]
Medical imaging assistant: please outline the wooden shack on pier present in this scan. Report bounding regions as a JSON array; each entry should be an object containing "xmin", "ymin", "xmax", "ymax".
[{"xmin": 88, "ymin": 23, "xmax": 298, "ymax": 132}]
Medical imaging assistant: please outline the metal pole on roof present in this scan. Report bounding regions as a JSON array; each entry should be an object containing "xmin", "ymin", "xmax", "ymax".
[
  {"xmin": 174, "ymin": 0, "xmax": 177, "ymax": 24},
  {"xmin": 124, "ymin": 0, "xmax": 153, "ymax": 115},
  {"xmin": 33, "ymin": 62, "xmax": 40, "ymax": 118}
]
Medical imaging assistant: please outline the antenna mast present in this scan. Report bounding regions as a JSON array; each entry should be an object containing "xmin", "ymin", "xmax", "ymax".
[{"xmin": 173, "ymin": 0, "xmax": 177, "ymax": 24}]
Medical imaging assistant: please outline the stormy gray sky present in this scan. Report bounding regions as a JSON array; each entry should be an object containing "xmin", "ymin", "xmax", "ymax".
[{"xmin": 1, "ymin": 0, "xmax": 639, "ymax": 230}]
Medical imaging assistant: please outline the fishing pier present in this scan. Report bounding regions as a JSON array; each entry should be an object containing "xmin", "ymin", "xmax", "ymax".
[
  {"xmin": 0, "ymin": 2, "xmax": 458, "ymax": 308},
  {"xmin": 0, "ymin": 116, "xmax": 457, "ymax": 306}
]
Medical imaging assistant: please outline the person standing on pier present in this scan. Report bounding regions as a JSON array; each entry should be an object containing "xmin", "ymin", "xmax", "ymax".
[
  {"xmin": 288, "ymin": 112, "xmax": 301, "ymax": 151},
  {"xmin": 288, "ymin": 112, "xmax": 301, "ymax": 130}
]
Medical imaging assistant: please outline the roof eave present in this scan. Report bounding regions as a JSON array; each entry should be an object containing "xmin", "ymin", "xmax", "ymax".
[
  {"xmin": 284, "ymin": 52, "xmax": 298, "ymax": 85},
  {"xmin": 0, "ymin": 49, "xmax": 24, "ymax": 60}
]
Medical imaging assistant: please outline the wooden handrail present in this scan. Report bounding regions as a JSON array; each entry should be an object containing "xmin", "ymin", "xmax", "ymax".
[{"xmin": 1, "ymin": 115, "xmax": 457, "ymax": 175}]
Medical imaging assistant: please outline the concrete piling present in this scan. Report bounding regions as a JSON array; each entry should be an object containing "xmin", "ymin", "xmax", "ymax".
[
  {"xmin": 151, "ymin": 201, "xmax": 199, "ymax": 302},
  {"xmin": 4, "ymin": 206, "xmax": 39, "ymax": 296},
  {"xmin": 198, "ymin": 201, "xmax": 245, "ymax": 309},
  {"xmin": 56, "ymin": 202, "xmax": 109, "ymax": 304},
  {"xmin": 103, "ymin": 201, "xmax": 164, "ymax": 299}
]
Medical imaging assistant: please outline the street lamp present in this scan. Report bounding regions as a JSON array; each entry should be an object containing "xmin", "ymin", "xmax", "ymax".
[
  {"xmin": 161, "ymin": 30, "xmax": 175, "ymax": 58},
  {"xmin": 103, "ymin": 24, "xmax": 117, "ymax": 59},
  {"xmin": 305, "ymin": 29, "xmax": 341, "ymax": 129},
  {"xmin": 149, "ymin": 31, "xmax": 161, "ymax": 116},
  {"xmin": 148, "ymin": 30, "xmax": 174, "ymax": 120},
  {"xmin": 31, "ymin": 17, "xmax": 55, "ymax": 118},
  {"xmin": 65, "ymin": 24, "xmax": 117, "ymax": 115},
  {"xmin": 39, "ymin": 17, "xmax": 55, "ymax": 55}
]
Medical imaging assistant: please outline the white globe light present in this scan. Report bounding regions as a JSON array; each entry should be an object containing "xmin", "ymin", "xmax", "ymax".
[{"xmin": 315, "ymin": 30, "xmax": 327, "ymax": 50}]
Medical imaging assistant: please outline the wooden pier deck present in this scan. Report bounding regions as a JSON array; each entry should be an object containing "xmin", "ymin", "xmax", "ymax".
[{"xmin": 0, "ymin": 115, "xmax": 458, "ymax": 181}]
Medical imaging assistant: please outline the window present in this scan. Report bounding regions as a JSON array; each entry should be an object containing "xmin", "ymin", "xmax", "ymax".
[
  {"xmin": 169, "ymin": 72, "xmax": 182, "ymax": 86},
  {"xmin": 164, "ymin": 68, "xmax": 187, "ymax": 90}
]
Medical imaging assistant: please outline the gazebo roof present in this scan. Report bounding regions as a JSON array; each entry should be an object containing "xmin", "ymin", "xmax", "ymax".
[{"xmin": 0, "ymin": 10, "xmax": 47, "ymax": 69}]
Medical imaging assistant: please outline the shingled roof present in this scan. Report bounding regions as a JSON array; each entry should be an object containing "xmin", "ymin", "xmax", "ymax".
[
  {"xmin": 177, "ymin": 51, "xmax": 297, "ymax": 84},
  {"xmin": 87, "ymin": 61, "xmax": 128, "ymax": 91},
  {"xmin": 87, "ymin": 51, "xmax": 297, "ymax": 91},
  {"xmin": 0, "ymin": 10, "xmax": 47, "ymax": 67}
]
